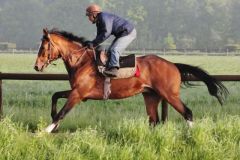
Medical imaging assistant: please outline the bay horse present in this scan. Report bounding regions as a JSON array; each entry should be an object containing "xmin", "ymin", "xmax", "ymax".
[{"xmin": 34, "ymin": 28, "xmax": 228, "ymax": 133}]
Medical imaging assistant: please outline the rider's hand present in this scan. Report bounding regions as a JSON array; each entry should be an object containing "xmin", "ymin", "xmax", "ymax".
[{"xmin": 85, "ymin": 41, "xmax": 94, "ymax": 48}]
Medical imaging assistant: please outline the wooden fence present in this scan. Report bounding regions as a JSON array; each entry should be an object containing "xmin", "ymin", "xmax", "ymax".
[
  {"xmin": 1, "ymin": 49, "xmax": 240, "ymax": 56},
  {"xmin": 1, "ymin": 72, "xmax": 240, "ymax": 120}
]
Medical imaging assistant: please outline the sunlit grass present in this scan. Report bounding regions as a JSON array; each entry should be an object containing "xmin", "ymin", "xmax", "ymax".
[
  {"xmin": 1, "ymin": 53, "xmax": 240, "ymax": 74},
  {"xmin": 0, "ymin": 53, "xmax": 65, "ymax": 73}
]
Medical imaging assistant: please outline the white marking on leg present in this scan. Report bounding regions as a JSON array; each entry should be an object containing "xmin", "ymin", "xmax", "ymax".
[
  {"xmin": 187, "ymin": 120, "xmax": 194, "ymax": 128},
  {"xmin": 45, "ymin": 123, "xmax": 57, "ymax": 133},
  {"xmin": 53, "ymin": 123, "xmax": 59, "ymax": 131}
]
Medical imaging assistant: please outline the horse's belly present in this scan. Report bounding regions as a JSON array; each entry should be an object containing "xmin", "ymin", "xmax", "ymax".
[{"xmin": 109, "ymin": 78, "xmax": 144, "ymax": 99}]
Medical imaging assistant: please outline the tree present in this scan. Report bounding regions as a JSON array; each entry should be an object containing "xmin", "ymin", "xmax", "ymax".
[
  {"xmin": 0, "ymin": 0, "xmax": 239, "ymax": 50},
  {"xmin": 163, "ymin": 33, "xmax": 176, "ymax": 49},
  {"xmin": 230, "ymin": 0, "xmax": 240, "ymax": 42},
  {"xmin": 0, "ymin": 0, "xmax": 47, "ymax": 48}
]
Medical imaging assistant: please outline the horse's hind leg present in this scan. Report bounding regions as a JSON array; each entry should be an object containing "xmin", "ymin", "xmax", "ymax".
[
  {"xmin": 161, "ymin": 100, "xmax": 168, "ymax": 123},
  {"xmin": 182, "ymin": 102, "xmax": 193, "ymax": 127},
  {"xmin": 51, "ymin": 90, "xmax": 71, "ymax": 121},
  {"xmin": 165, "ymin": 95, "xmax": 193, "ymax": 126},
  {"xmin": 142, "ymin": 92, "xmax": 161, "ymax": 126}
]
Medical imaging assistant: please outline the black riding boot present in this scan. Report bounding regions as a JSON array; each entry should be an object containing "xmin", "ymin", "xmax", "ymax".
[{"xmin": 103, "ymin": 67, "xmax": 118, "ymax": 77}]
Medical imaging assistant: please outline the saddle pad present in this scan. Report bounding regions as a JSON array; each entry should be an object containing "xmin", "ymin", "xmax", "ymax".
[
  {"xmin": 96, "ymin": 52, "xmax": 135, "ymax": 68},
  {"xmin": 96, "ymin": 52, "xmax": 137, "ymax": 79},
  {"xmin": 112, "ymin": 67, "xmax": 136, "ymax": 79},
  {"xmin": 98, "ymin": 63, "xmax": 137, "ymax": 79}
]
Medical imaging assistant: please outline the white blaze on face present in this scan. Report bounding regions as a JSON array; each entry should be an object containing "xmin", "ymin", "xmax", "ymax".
[
  {"xmin": 37, "ymin": 41, "xmax": 43, "ymax": 54},
  {"xmin": 34, "ymin": 41, "xmax": 45, "ymax": 71}
]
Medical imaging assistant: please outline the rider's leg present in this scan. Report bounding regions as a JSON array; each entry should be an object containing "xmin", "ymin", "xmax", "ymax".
[{"xmin": 104, "ymin": 29, "xmax": 137, "ymax": 77}]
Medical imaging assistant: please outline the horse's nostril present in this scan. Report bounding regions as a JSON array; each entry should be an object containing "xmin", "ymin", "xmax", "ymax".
[{"xmin": 34, "ymin": 65, "xmax": 39, "ymax": 71}]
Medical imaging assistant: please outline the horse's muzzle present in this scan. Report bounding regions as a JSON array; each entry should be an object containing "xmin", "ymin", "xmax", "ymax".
[
  {"xmin": 34, "ymin": 60, "xmax": 45, "ymax": 72},
  {"xmin": 34, "ymin": 63, "xmax": 44, "ymax": 72}
]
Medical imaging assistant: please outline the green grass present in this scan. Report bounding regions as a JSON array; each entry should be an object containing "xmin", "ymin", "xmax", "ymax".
[
  {"xmin": 0, "ymin": 116, "xmax": 239, "ymax": 160},
  {"xmin": 0, "ymin": 53, "xmax": 240, "ymax": 159},
  {"xmin": 165, "ymin": 55, "xmax": 240, "ymax": 74},
  {"xmin": 0, "ymin": 53, "xmax": 65, "ymax": 73}
]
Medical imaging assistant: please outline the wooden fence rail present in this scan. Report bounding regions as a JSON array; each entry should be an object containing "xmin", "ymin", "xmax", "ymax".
[{"xmin": 1, "ymin": 72, "xmax": 240, "ymax": 120}]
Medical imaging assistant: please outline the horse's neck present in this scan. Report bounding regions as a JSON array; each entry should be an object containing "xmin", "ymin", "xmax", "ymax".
[
  {"xmin": 51, "ymin": 35, "xmax": 95, "ymax": 77},
  {"xmin": 61, "ymin": 46, "xmax": 95, "ymax": 78}
]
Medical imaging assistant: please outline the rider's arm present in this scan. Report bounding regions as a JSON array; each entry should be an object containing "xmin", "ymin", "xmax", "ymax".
[{"xmin": 92, "ymin": 14, "xmax": 112, "ymax": 46}]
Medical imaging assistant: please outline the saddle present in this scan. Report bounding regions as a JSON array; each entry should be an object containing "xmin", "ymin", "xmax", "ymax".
[
  {"xmin": 96, "ymin": 50, "xmax": 137, "ymax": 79},
  {"xmin": 95, "ymin": 49, "xmax": 140, "ymax": 100}
]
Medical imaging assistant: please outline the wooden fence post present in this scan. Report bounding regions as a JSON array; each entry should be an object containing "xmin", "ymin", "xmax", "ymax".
[
  {"xmin": 161, "ymin": 100, "xmax": 168, "ymax": 122},
  {"xmin": 0, "ymin": 72, "xmax": 2, "ymax": 119}
]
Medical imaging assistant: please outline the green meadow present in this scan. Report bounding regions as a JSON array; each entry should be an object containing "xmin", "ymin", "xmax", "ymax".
[{"xmin": 0, "ymin": 53, "xmax": 239, "ymax": 160}]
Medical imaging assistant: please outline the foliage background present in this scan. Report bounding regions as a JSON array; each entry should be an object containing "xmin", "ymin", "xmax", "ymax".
[{"xmin": 0, "ymin": 0, "xmax": 240, "ymax": 49}]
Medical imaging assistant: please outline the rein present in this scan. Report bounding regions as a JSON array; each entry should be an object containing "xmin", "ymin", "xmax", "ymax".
[
  {"xmin": 71, "ymin": 47, "xmax": 96, "ymax": 66},
  {"xmin": 46, "ymin": 35, "xmax": 97, "ymax": 67}
]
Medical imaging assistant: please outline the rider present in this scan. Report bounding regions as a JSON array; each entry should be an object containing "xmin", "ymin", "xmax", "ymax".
[{"xmin": 85, "ymin": 4, "xmax": 137, "ymax": 77}]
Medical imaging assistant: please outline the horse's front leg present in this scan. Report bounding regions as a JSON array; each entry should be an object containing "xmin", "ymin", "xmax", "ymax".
[
  {"xmin": 46, "ymin": 89, "xmax": 82, "ymax": 133},
  {"xmin": 51, "ymin": 90, "xmax": 71, "ymax": 121}
]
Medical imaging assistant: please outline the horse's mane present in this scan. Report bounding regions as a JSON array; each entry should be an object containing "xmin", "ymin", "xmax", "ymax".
[{"xmin": 48, "ymin": 28, "xmax": 88, "ymax": 45}]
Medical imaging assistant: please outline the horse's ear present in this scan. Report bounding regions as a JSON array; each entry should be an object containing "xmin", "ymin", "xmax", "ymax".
[
  {"xmin": 43, "ymin": 28, "xmax": 51, "ymax": 40},
  {"xmin": 43, "ymin": 28, "xmax": 48, "ymax": 36}
]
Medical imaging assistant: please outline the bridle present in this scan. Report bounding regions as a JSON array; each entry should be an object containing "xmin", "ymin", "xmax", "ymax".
[
  {"xmin": 43, "ymin": 35, "xmax": 96, "ymax": 66},
  {"xmin": 46, "ymin": 41, "xmax": 58, "ymax": 65},
  {"xmin": 40, "ymin": 36, "xmax": 60, "ymax": 66}
]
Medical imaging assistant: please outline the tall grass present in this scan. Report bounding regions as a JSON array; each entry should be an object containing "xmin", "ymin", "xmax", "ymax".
[
  {"xmin": 0, "ymin": 116, "xmax": 239, "ymax": 160},
  {"xmin": 0, "ymin": 54, "xmax": 240, "ymax": 159}
]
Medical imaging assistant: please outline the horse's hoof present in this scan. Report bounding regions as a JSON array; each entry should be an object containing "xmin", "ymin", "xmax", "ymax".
[{"xmin": 187, "ymin": 120, "xmax": 194, "ymax": 128}]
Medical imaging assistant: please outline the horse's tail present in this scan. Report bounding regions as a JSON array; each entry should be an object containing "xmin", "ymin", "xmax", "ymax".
[{"xmin": 175, "ymin": 63, "xmax": 229, "ymax": 105}]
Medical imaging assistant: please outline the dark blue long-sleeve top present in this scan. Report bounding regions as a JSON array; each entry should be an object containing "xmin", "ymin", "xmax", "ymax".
[{"xmin": 92, "ymin": 12, "xmax": 134, "ymax": 46}]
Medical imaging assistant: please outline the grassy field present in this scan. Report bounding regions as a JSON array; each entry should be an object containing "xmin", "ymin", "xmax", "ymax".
[{"xmin": 0, "ymin": 53, "xmax": 240, "ymax": 160}]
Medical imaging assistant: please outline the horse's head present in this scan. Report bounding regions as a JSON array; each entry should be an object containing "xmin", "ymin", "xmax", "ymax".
[{"xmin": 34, "ymin": 28, "xmax": 62, "ymax": 72}]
